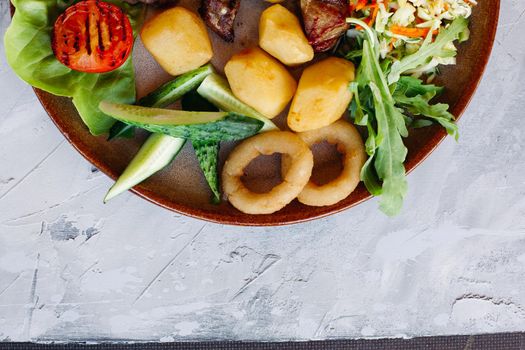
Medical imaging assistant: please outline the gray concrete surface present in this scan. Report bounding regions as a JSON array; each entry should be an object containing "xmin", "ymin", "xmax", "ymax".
[{"xmin": 1, "ymin": 0, "xmax": 524, "ymax": 342}]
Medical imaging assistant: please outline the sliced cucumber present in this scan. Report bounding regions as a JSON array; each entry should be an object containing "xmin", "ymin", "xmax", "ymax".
[
  {"xmin": 108, "ymin": 122, "xmax": 136, "ymax": 140},
  {"xmin": 192, "ymin": 140, "xmax": 220, "ymax": 204},
  {"xmin": 108, "ymin": 64, "xmax": 214, "ymax": 140},
  {"xmin": 104, "ymin": 134, "xmax": 186, "ymax": 203},
  {"xmin": 139, "ymin": 64, "xmax": 214, "ymax": 108},
  {"xmin": 104, "ymin": 66, "xmax": 215, "ymax": 201},
  {"xmin": 99, "ymin": 101, "xmax": 263, "ymax": 142},
  {"xmin": 197, "ymin": 74, "xmax": 278, "ymax": 132},
  {"xmin": 183, "ymin": 91, "xmax": 222, "ymax": 204}
]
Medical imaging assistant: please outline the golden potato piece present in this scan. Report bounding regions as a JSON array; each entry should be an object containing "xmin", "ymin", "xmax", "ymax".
[
  {"xmin": 259, "ymin": 5, "xmax": 314, "ymax": 66},
  {"xmin": 141, "ymin": 7, "xmax": 213, "ymax": 76},
  {"xmin": 288, "ymin": 57, "xmax": 355, "ymax": 132},
  {"xmin": 224, "ymin": 47, "xmax": 297, "ymax": 119}
]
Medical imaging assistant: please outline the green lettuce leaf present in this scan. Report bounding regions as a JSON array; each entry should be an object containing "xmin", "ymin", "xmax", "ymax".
[{"xmin": 4, "ymin": 0, "xmax": 145, "ymax": 135}]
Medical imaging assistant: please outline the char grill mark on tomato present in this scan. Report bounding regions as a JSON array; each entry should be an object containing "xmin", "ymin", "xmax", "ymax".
[{"xmin": 52, "ymin": 0, "xmax": 133, "ymax": 73}]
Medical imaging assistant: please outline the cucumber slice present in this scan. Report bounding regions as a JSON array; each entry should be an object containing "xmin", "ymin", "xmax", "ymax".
[
  {"xmin": 99, "ymin": 101, "xmax": 263, "ymax": 142},
  {"xmin": 108, "ymin": 65, "xmax": 214, "ymax": 140},
  {"xmin": 197, "ymin": 74, "xmax": 278, "ymax": 132},
  {"xmin": 139, "ymin": 64, "xmax": 214, "ymax": 108},
  {"xmin": 192, "ymin": 140, "xmax": 220, "ymax": 204},
  {"xmin": 104, "ymin": 134, "xmax": 186, "ymax": 203},
  {"xmin": 108, "ymin": 122, "xmax": 136, "ymax": 140},
  {"xmin": 183, "ymin": 91, "xmax": 221, "ymax": 204}
]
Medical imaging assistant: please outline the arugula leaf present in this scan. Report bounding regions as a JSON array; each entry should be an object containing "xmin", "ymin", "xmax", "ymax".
[
  {"xmin": 388, "ymin": 17, "xmax": 469, "ymax": 84},
  {"xmin": 357, "ymin": 39, "xmax": 409, "ymax": 216},
  {"xmin": 393, "ymin": 76, "xmax": 459, "ymax": 140},
  {"xmin": 395, "ymin": 76, "xmax": 444, "ymax": 98},
  {"xmin": 349, "ymin": 82, "xmax": 368, "ymax": 126},
  {"xmin": 4, "ymin": 0, "xmax": 145, "ymax": 135},
  {"xmin": 394, "ymin": 94, "xmax": 459, "ymax": 140},
  {"xmin": 411, "ymin": 119, "xmax": 434, "ymax": 129}
]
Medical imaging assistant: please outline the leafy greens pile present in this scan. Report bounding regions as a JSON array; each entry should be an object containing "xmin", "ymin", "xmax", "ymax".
[
  {"xmin": 4, "ymin": 0, "xmax": 145, "ymax": 135},
  {"xmin": 346, "ymin": 17, "xmax": 468, "ymax": 216}
]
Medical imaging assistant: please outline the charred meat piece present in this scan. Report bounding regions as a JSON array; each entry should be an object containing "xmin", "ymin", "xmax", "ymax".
[
  {"xmin": 300, "ymin": 0, "xmax": 349, "ymax": 52},
  {"xmin": 200, "ymin": 0, "xmax": 241, "ymax": 42}
]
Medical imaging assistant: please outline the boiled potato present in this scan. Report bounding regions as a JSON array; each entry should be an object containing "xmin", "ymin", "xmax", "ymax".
[
  {"xmin": 259, "ymin": 5, "xmax": 314, "ymax": 66},
  {"xmin": 288, "ymin": 57, "xmax": 355, "ymax": 132},
  {"xmin": 141, "ymin": 7, "xmax": 213, "ymax": 76},
  {"xmin": 225, "ymin": 47, "xmax": 297, "ymax": 118}
]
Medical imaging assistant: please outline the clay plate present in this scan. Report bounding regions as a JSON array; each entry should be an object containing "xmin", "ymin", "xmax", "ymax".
[{"xmin": 14, "ymin": 0, "xmax": 500, "ymax": 226}]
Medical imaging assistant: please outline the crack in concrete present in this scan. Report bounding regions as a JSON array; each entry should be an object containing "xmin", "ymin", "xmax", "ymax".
[
  {"xmin": 133, "ymin": 224, "xmax": 207, "ymax": 305},
  {"xmin": 0, "ymin": 140, "xmax": 65, "ymax": 202},
  {"xmin": 230, "ymin": 254, "xmax": 281, "ymax": 301}
]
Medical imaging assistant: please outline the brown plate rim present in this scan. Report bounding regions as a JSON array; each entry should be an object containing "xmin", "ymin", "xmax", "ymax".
[{"xmin": 24, "ymin": 2, "xmax": 500, "ymax": 226}]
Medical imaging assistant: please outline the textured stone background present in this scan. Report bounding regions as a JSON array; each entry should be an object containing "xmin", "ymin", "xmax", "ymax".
[{"xmin": 1, "ymin": 0, "xmax": 525, "ymax": 343}]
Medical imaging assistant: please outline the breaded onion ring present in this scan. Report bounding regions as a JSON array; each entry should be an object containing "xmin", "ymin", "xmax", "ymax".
[
  {"xmin": 222, "ymin": 131, "xmax": 314, "ymax": 214},
  {"xmin": 284, "ymin": 120, "xmax": 366, "ymax": 207}
]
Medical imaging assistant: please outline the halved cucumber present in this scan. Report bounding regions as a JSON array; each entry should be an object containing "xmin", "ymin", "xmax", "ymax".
[
  {"xmin": 197, "ymin": 74, "xmax": 278, "ymax": 132},
  {"xmin": 104, "ymin": 134, "xmax": 186, "ymax": 203},
  {"xmin": 183, "ymin": 91, "xmax": 221, "ymax": 204},
  {"xmin": 139, "ymin": 64, "xmax": 214, "ymax": 108},
  {"xmin": 192, "ymin": 140, "xmax": 220, "ymax": 204},
  {"xmin": 108, "ymin": 64, "xmax": 214, "ymax": 140},
  {"xmin": 99, "ymin": 101, "xmax": 263, "ymax": 142}
]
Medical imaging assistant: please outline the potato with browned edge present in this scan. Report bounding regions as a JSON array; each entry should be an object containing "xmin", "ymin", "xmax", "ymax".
[
  {"xmin": 259, "ymin": 4, "xmax": 314, "ymax": 66},
  {"xmin": 141, "ymin": 7, "xmax": 213, "ymax": 76},
  {"xmin": 288, "ymin": 57, "xmax": 355, "ymax": 132},
  {"xmin": 225, "ymin": 47, "xmax": 297, "ymax": 119}
]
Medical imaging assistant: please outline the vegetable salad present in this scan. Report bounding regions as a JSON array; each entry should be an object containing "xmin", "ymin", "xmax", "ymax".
[{"xmin": 349, "ymin": 0, "xmax": 473, "ymax": 78}]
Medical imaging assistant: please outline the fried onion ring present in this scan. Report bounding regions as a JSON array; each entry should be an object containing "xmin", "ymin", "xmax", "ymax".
[
  {"xmin": 284, "ymin": 120, "xmax": 366, "ymax": 207},
  {"xmin": 222, "ymin": 131, "xmax": 314, "ymax": 214}
]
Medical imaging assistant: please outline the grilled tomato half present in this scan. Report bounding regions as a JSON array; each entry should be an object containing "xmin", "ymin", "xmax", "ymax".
[{"xmin": 52, "ymin": 0, "xmax": 133, "ymax": 73}]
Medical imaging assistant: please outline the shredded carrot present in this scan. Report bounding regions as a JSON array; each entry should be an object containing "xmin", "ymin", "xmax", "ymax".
[
  {"xmin": 355, "ymin": 0, "xmax": 369, "ymax": 11},
  {"xmin": 366, "ymin": 5, "xmax": 380, "ymax": 27},
  {"xmin": 390, "ymin": 25, "xmax": 431, "ymax": 38}
]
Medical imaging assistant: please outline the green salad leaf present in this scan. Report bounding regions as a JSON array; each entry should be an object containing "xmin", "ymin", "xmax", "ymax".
[
  {"xmin": 4, "ymin": 0, "xmax": 145, "ymax": 135},
  {"xmin": 387, "ymin": 16, "xmax": 469, "ymax": 84},
  {"xmin": 354, "ymin": 38, "xmax": 409, "ymax": 216},
  {"xmin": 393, "ymin": 77, "xmax": 459, "ymax": 140},
  {"xmin": 395, "ymin": 76, "xmax": 444, "ymax": 97}
]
